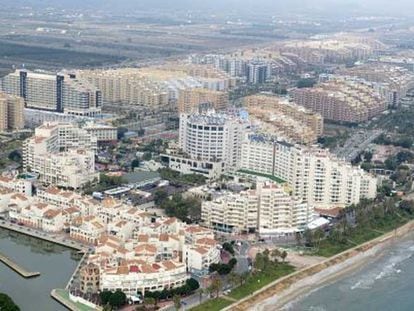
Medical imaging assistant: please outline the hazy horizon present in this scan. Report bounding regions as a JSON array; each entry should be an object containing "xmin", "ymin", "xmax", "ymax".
[{"xmin": 4, "ymin": 0, "xmax": 414, "ymax": 16}]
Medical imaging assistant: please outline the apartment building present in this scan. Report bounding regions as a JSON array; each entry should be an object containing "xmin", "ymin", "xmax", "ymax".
[
  {"xmin": 0, "ymin": 92, "xmax": 24, "ymax": 131},
  {"xmin": 23, "ymin": 122, "xmax": 98, "ymax": 189},
  {"xmin": 240, "ymin": 134, "xmax": 377, "ymax": 209},
  {"xmin": 162, "ymin": 111, "xmax": 247, "ymax": 179},
  {"xmin": 82, "ymin": 122, "xmax": 117, "ymax": 144},
  {"xmin": 291, "ymin": 80, "xmax": 387, "ymax": 123},
  {"xmin": 202, "ymin": 181, "xmax": 312, "ymax": 236},
  {"xmin": 338, "ymin": 64, "xmax": 414, "ymax": 106},
  {"xmin": 0, "ymin": 70, "xmax": 102, "ymax": 116},
  {"xmin": 177, "ymin": 88, "xmax": 229, "ymax": 113},
  {"xmin": 245, "ymin": 95, "xmax": 323, "ymax": 144}
]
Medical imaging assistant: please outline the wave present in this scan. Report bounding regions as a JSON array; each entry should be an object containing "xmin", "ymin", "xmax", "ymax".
[{"xmin": 349, "ymin": 242, "xmax": 414, "ymax": 290}]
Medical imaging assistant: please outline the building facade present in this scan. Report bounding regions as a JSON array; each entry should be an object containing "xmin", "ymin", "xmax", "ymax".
[
  {"xmin": 240, "ymin": 134, "xmax": 377, "ymax": 209},
  {"xmin": 1, "ymin": 70, "xmax": 102, "ymax": 116},
  {"xmin": 0, "ymin": 92, "xmax": 24, "ymax": 131}
]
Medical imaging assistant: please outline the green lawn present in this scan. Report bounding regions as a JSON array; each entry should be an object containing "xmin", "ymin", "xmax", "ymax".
[
  {"xmin": 229, "ymin": 263, "xmax": 295, "ymax": 300},
  {"xmin": 190, "ymin": 298, "xmax": 232, "ymax": 311},
  {"xmin": 315, "ymin": 213, "xmax": 413, "ymax": 257}
]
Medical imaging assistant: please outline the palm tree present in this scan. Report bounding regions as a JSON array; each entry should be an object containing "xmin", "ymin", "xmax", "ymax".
[
  {"xmin": 271, "ymin": 249, "xmax": 281, "ymax": 261},
  {"xmin": 173, "ymin": 295, "xmax": 181, "ymax": 310},
  {"xmin": 280, "ymin": 250, "xmax": 288, "ymax": 262}
]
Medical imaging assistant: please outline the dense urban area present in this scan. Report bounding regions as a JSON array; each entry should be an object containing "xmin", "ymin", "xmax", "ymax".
[{"xmin": 2, "ymin": 1, "xmax": 414, "ymax": 311}]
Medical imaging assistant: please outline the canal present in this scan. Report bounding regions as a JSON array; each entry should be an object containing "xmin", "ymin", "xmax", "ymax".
[{"xmin": 0, "ymin": 228, "xmax": 81, "ymax": 311}]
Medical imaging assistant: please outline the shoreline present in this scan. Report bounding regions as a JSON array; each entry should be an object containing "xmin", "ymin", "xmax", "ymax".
[
  {"xmin": 0, "ymin": 221, "xmax": 86, "ymax": 251},
  {"xmin": 224, "ymin": 220, "xmax": 414, "ymax": 311}
]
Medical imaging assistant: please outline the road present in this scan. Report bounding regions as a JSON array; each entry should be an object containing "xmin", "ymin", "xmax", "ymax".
[
  {"xmin": 333, "ymin": 129, "xmax": 383, "ymax": 162},
  {"xmin": 234, "ymin": 241, "xmax": 251, "ymax": 274}
]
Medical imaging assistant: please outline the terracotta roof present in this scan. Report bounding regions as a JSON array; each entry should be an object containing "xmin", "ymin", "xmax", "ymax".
[
  {"xmin": 43, "ymin": 209, "xmax": 61, "ymax": 219},
  {"xmin": 135, "ymin": 244, "xmax": 157, "ymax": 254},
  {"xmin": 137, "ymin": 234, "xmax": 149, "ymax": 243},
  {"xmin": 196, "ymin": 237, "xmax": 217, "ymax": 246}
]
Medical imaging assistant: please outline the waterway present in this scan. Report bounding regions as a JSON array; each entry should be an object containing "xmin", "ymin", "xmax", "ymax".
[
  {"xmin": 0, "ymin": 228, "xmax": 81, "ymax": 311},
  {"xmin": 285, "ymin": 232, "xmax": 414, "ymax": 311}
]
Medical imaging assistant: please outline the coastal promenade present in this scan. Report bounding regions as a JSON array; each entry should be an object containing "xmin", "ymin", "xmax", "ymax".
[
  {"xmin": 0, "ymin": 220, "xmax": 88, "ymax": 251},
  {"xmin": 223, "ymin": 219, "xmax": 414, "ymax": 311},
  {"xmin": 0, "ymin": 251, "xmax": 40, "ymax": 278}
]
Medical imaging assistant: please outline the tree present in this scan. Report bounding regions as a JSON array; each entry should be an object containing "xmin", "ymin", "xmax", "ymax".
[
  {"xmin": 131, "ymin": 159, "xmax": 140, "ymax": 170},
  {"xmin": 186, "ymin": 278, "xmax": 200, "ymax": 292},
  {"xmin": 228, "ymin": 271, "xmax": 241, "ymax": 288},
  {"xmin": 222, "ymin": 242, "xmax": 235, "ymax": 255},
  {"xmin": 173, "ymin": 295, "xmax": 181, "ymax": 310},
  {"xmin": 271, "ymin": 249, "xmax": 281, "ymax": 261},
  {"xmin": 254, "ymin": 253, "xmax": 265, "ymax": 272},
  {"xmin": 143, "ymin": 297, "xmax": 156, "ymax": 310},
  {"xmin": 8, "ymin": 150, "xmax": 22, "ymax": 163},
  {"xmin": 108, "ymin": 290, "xmax": 127, "ymax": 309},
  {"xmin": 0, "ymin": 293, "xmax": 20, "ymax": 311},
  {"xmin": 208, "ymin": 278, "xmax": 222, "ymax": 298},
  {"xmin": 100, "ymin": 290, "xmax": 113, "ymax": 306},
  {"xmin": 281, "ymin": 250, "xmax": 288, "ymax": 262},
  {"xmin": 154, "ymin": 189, "xmax": 169, "ymax": 206}
]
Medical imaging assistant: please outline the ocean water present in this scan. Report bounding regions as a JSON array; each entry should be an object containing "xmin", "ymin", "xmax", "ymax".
[{"xmin": 285, "ymin": 234, "xmax": 414, "ymax": 311}]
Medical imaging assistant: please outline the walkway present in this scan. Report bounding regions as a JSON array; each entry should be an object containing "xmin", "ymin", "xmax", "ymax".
[
  {"xmin": 0, "ymin": 251, "xmax": 40, "ymax": 278},
  {"xmin": 0, "ymin": 220, "xmax": 88, "ymax": 251}
]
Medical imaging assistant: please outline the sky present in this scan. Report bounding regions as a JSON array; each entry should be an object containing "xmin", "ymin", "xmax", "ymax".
[{"xmin": 5, "ymin": 0, "xmax": 414, "ymax": 16}]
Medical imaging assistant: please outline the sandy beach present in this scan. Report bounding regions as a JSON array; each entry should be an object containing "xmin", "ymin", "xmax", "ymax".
[{"xmin": 224, "ymin": 220, "xmax": 414, "ymax": 311}]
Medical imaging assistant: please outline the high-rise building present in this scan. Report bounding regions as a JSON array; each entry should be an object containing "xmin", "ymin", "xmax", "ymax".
[
  {"xmin": 1, "ymin": 70, "xmax": 102, "ymax": 116},
  {"xmin": 161, "ymin": 111, "xmax": 247, "ymax": 179},
  {"xmin": 177, "ymin": 88, "xmax": 228, "ymax": 113},
  {"xmin": 240, "ymin": 134, "xmax": 377, "ymax": 209},
  {"xmin": 23, "ymin": 122, "xmax": 98, "ymax": 188},
  {"xmin": 291, "ymin": 80, "xmax": 387, "ymax": 123},
  {"xmin": 0, "ymin": 92, "xmax": 24, "ymax": 131},
  {"xmin": 247, "ymin": 62, "xmax": 269, "ymax": 84},
  {"xmin": 201, "ymin": 181, "xmax": 313, "ymax": 236},
  {"xmin": 245, "ymin": 95, "xmax": 323, "ymax": 144}
]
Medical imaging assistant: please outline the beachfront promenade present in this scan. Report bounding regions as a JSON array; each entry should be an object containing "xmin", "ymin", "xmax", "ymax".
[
  {"xmin": 0, "ymin": 220, "xmax": 88, "ymax": 251},
  {"xmin": 0, "ymin": 251, "xmax": 40, "ymax": 278}
]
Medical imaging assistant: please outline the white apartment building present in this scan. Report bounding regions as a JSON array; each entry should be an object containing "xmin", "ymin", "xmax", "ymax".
[
  {"xmin": 82, "ymin": 122, "xmax": 117, "ymax": 144},
  {"xmin": 0, "ymin": 70, "xmax": 102, "ymax": 116},
  {"xmin": 23, "ymin": 122, "xmax": 98, "ymax": 189},
  {"xmin": 162, "ymin": 111, "xmax": 247, "ymax": 179},
  {"xmin": 202, "ymin": 181, "xmax": 313, "ymax": 236},
  {"xmin": 240, "ymin": 134, "xmax": 377, "ymax": 209}
]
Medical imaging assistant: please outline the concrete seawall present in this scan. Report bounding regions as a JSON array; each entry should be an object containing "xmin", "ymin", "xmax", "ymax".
[{"xmin": 0, "ymin": 252, "xmax": 40, "ymax": 278}]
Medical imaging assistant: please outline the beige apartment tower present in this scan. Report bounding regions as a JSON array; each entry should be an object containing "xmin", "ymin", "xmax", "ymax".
[{"xmin": 0, "ymin": 92, "xmax": 24, "ymax": 131}]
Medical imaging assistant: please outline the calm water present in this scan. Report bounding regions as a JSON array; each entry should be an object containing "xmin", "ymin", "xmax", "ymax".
[
  {"xmin": 0, "ymin": 228, "xmax": 81, "ymax": 311},
  {"xmin": 285, "ymin": 233, "xmax": 414, "ymax": 311}
]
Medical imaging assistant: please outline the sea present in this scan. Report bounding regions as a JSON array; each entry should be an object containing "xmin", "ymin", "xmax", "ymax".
[
  {"xmin": 284, "ymin": 232, "xmax": 414, "ymax": 311},
  {"xmin": 0, "ymin": 228, "xmax": 81, "ymax": 311}
]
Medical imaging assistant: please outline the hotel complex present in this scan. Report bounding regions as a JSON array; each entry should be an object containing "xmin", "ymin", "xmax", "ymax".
[
  {"xmin": 0, "ymin": 70, "xmax": 102, "ymax": 116},
  {"xmin": 162, "ymin": 111, "xmax": 247, "ymax": 179},
  {"xmin": 240, "ymin": 134, "xmax": 377, "ymax": 209}
]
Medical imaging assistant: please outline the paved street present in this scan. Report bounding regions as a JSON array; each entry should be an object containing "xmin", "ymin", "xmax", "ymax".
[{"xmin": 333, "ymin": 129, "xmax": 383, "ymax": 162}]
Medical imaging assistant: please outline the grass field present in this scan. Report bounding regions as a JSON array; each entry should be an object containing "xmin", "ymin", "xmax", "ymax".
[
  {"xmin": 190, "ymin": 298, "xmax": 233, "ymax": 311},
  {"xmin": 229, "ymin": 263, "xmax": 295, "ymax": 300}
]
